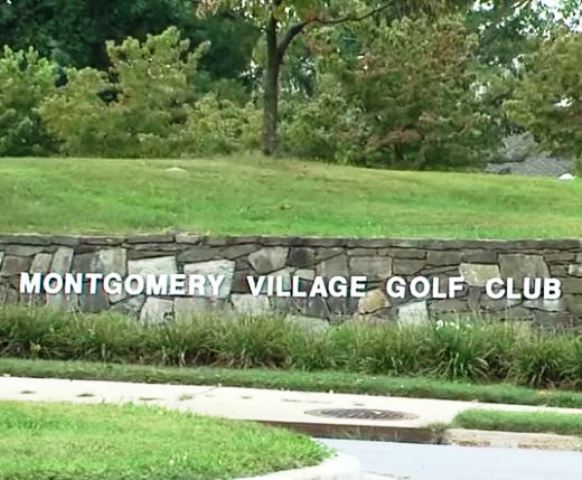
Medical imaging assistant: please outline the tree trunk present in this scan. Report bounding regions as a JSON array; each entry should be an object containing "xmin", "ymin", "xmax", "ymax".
[{"xmin": 262, "ymin": 15, "xmax": 280, "ymax": 156}]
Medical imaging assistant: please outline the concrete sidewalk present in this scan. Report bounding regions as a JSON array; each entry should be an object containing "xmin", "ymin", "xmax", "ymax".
[{"xmin": 2, "ymin": 376, "xmax": 582, "ymax": 445}]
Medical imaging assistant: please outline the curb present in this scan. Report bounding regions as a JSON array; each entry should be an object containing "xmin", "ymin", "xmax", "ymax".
[
  {"xmin": 446, "ymin": 428, "xmax": 582, "ymax": 452},
  {"xmin": 238, "ymin": 453, "xmax": 361, "ymax": 480},
  {"xmin": 259, "ymin": 420, "xmax": 436, "ymax": 444}
]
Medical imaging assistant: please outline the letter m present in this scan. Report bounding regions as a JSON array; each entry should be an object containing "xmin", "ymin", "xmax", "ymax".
[{"xmin": 20, "ymin": 273, "xmax": 43, "ymax": 294}]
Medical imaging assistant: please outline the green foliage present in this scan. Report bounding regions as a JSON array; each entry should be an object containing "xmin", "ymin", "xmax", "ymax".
[
  {"xmin": 39, "ymin": 27, "xmax": 260, "ymax": 158},
  {"xmin": 0, "ymin": 46, "xmax": 58, "ymax": 156},
  {"xmin": 454, "ymin": 408, "xmax": 582, "ymax": 435},
  {"xmin": 285, "ymin": 16, "xmax": 504, "ymax": 169},
  {"xmin": 6, "ymin": 357, "xmax": 582, "ymax": 409},
  {"xmin": 0, "ymin": 401, "xmax": 326, "ymax": 480},
  {"xmin": 3, "ymin": 306, "xmax": 582, "ymax": 389},
  {"xmin": 181, "ymin": 95, "xmax": 262, "ymax": 155},
  {"xmin": 505, "ymin": 29, "xmax": 582, "ymax": 163}
]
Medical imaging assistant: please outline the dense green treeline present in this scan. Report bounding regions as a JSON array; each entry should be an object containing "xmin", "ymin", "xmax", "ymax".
[{"xmin": 1, "ymin": 0, "xmax": 581, "ymax": 169}]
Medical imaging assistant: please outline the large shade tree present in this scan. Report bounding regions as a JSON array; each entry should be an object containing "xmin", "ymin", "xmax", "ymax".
[{"xmin": 198, "ymin": 0, "xmax": 466, "ymax": 155}]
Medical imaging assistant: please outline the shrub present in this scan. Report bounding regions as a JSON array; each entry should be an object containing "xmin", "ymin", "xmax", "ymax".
[
  {"xmin": 2, "ymin": 305, "xmax": 582, "ymax": 390},
  {"xmin": 0, "ymin": 46, "xmax": 58, "ymax": 156},
  {"xmin": 283, "ymin": 16, "xmax": 504, "ymax": 169},
  {"xmin": 39, "ymin": 27, "xmax": 260, "ymax": 158},
  {"xmin": 180, "ymin": 94, "xmax": 261, "ymax": 156}
]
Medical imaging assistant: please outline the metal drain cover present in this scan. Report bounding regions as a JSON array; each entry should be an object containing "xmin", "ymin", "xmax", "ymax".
[{"xmin": 305, "ymin": 408, "xmax": 417, "ymax": 421}]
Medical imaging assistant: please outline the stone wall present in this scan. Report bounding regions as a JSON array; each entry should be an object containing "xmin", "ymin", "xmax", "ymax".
[{"xmin": 1, "ymin": 234, "xmax": 582, "ymax": 327}]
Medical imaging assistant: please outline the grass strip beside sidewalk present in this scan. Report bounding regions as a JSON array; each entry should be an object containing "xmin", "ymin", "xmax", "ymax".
[
  {"xmin": 0, "ymin": 401, "xmax": 327, "ymax": 480},
  {"xmin": 454, "ymin": 409, "xmax": 582, "ymax": 436},
  {"xmin": 3, "ymin": 358, "xmax": 582, "ymax": 409}
]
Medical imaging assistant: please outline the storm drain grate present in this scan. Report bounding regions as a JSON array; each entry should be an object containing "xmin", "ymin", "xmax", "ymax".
[{"xmin": 304, "ymin": 408, "xmax": 417, "ymax": 421}]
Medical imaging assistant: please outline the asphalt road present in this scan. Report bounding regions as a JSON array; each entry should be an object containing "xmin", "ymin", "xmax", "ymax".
[{"xmin": 320, "ymin": 439, "xmax": 582, "ymax": 480}]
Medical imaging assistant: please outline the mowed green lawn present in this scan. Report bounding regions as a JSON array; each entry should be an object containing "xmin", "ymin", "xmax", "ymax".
[
  {"xmin": 0, "ymin": 155, "xmax": 580, "ymax": 238},
  {"xmin": 0, "ymin": 401, "xmax": 326, "ymax": 480}
]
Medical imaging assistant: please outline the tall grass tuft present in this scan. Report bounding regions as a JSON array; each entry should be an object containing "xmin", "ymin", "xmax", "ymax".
[{"xmin": 1, "ymin": 305, "xmax": 582, "ymax": 390}]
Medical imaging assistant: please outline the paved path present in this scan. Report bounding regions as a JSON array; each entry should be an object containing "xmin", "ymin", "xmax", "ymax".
[
  {"xmin": 323, "ymin": 439, "xmax": 582, "ymax": 480},
  {"xmin": 1, "ymin": 376, "xmax": 581, "ymax": 431}
]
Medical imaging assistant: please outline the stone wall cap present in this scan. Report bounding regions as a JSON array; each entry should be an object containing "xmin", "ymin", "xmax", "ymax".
[{"xmin": 0, "ymin": 233, "xmax": 581, "ymax": 249}]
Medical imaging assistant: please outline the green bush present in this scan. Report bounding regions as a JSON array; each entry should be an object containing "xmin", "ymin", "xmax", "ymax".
[
  {"xmin": 180, "ymin": 94, "xmax": 261, "ymax": 156},
  {"xmin": 39, "ymin": 27, "xmax": 260, "ymax": 158},
  {"xmin": 0, "ymin": 46, "xmax": 58, "ymax": 156},
  {"xmin": 3, "ymin": 306, "xmax": 582, "ymax": 390},
  {"xmin": 283, "ymin": 16, "xmax": 504, "ymax": 169}
]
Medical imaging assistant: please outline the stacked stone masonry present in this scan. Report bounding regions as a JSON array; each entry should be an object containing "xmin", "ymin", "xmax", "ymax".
[{"xmin": 1, "ymin": 234, "xmax": 582, "ymax": 328}]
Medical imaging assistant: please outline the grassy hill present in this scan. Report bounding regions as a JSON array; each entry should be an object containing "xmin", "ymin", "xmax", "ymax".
[{"xmin": 0, "ymin": 155, "xmax": 580, "ymax": 238}]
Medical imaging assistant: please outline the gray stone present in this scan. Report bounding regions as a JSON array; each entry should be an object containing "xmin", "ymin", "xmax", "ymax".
[
  {"xmin": 523, "ymin": 298, "xmax": 565, "ymax": 312},
  {"xmin": 393, "ymin": 259, "xmax": 425, "ymax": 275},
  {"xmin": 50, "ymin": 247, "xmax": 74, "ymax": 274},
  {"xmin": 313, "ymin": 247, "xmax": 344, "ymax": 262},
  {"xmin": 316, "ymin": 254, "xmax": 349, "ymax": 278},
  {"xmin": 82, "ymin": 236, "xmax": 125, "ymax": 245},
  {"xmin": 349, "ymin": 256, "xmax": 392, "ymax": 280},
  {"xmin": 231, "ymin": 294, "xmax": 271, "ymax": 315},
  {"xmin": 0, "ymin": 255, "xmax": 31, "ymax": 277},
  {"xmin": 298, "ymin": 296, "xmax": 330, "ymax": 319},
  {"xmin": 327, "ymin": 296, "xmax": 358, "ymax": 317},
  {"xmin": 564, "ymin": 295, "xmax": 582, "ymax": 316},
  {"xmin": 295, "ymin": 269, "xmax": 316, "ymax": 281},
  {"xmin": 499, "ymin": 254, "xmax": 549, "ymax": 284},
  {"xmin": 463, "ymin": 250, "xmax": 498, "ymax": 264},
  {"xmin": 568, "ymin": 264, "xmax": 582, "ymax": 277},
  {"xmin": 285, "ymin": 315, "xmax": 329, "ymax": 332},
  {"xmin": 248, "ymin": 247, "xmax": 289, "ymax": 274},
  {"xmin": 545, "ymin": 252, "xmax": 576, "ymax": 263},
  {"xmin": 398, "ymin": 301, "xmax": 429, "ymax": 326},
  {"xmin": 358, "ymin": 289, "xmax": 391, "ymax": 314},
  {"xmin": 174, "ymin": 297, "xmax": 216, "ymax": 321},
  {"xmin": 30, "ymin": 253, "xmax": 53, "ymax": 274},
  {"xmin": 550, "ymin": 265, "xmax": 568, "ymax": 276},
  {"xmin": 430, "ymin": 299, "xmax": 469, "ymax": 314},
  {"xmin": 74, "ymin": 248, "xmax": 127, "ymax": 276},
  {"xmin": 459, "ymin": 263, "xmax": 501, "ymax": 287},
  {"xmin": 384, "ymin": 248, "xmax": 426, "ymax": 259},
  {"xmin": 140, "ymin": 297, "xmax": 174, "ymax": 325},
  {"xmin": 128, "ymin": 256, "xmax": 178, "ymax": 276},
  {"xmin": 126, "ymin": 235, "xmax": 174, "ymax": 244},
  {"xmin": 45, "ymin": 291, "xmax": 77, "ymax": 310},
  {"xmin": 0, "ymin": 252, "xmax": 4, "ymax": 270},
  {"xmin": 270, "ymin": 296, "xmax": 300, "ymax": 315},
  {"xmin": 4, "ymin": 245, "xmax": 46, "ymax": 256},
  {"xmin": 0, "ymin": 235, "xmax": 50, "ymax": 245},
  {"xmin": 232, "ymin": 271, "xmax": 252, "ymax": 294},
  {"xmin": 479, "ymin": 297, "xmax": 515, "ymax": 312},
  {"xmin": 110, "ymin": 295, "xmax": 145, "ymax": 318},
  {"xmin": 265, "ymin": 268, "xmax": 293, "ymax": 292},
  {"xmin": 427, "ymin": 251, "xmax": 462, "ymax": 266},
  {"xmin": 78, "ymin": 282, "xmax": 109, "ymax": 313},
  {"xmin": 288, "ymin": 247, "xmax": 316, "ymax": 268},
  {"xmin": 534, "ymin": 311, "xmax": 574, "ymax": 328},
  {"xmin": 220, "ymin": 244, "xmax": 261, "ymax": 260},
  {"xmin": 177, "ymin": 246, "xmax": 219, "ymax": 263},
  {"xmin": 183, "ymin": 259, "xmax": 235, "ymax": 298},
  {"xmin": 347, "ymin": 248, "xmax": 379, "ymax": 257},
  {"xmin": 0, "ymin": 284, "xmax": 19, "ymax": 304},
  {"xmin": 561, "ymin": 278, "xmax": 582, "ymax": 294},
  {"xmin": 175, "ymin": 234, "xmax": 201, "ymax": 245}
]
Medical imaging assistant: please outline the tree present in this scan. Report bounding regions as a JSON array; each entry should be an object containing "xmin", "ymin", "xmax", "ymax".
[
  {"xmin": 198, "ymin": 0, "xmax": 452, "ymax": 155},
  {"xmin": 505, "ymin": 28, "xmax": 582, "ymax": 161},
  {"xmin": 284, "ymin": 15, "xmax": 504, "ymax": 169},
  {"xmin": 0, "ymin": 46, "xmax": 58, "ymax": 156},
  {"xmin": 0, "ymin": 0, "xmax": 257, "ymax": 81}
]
